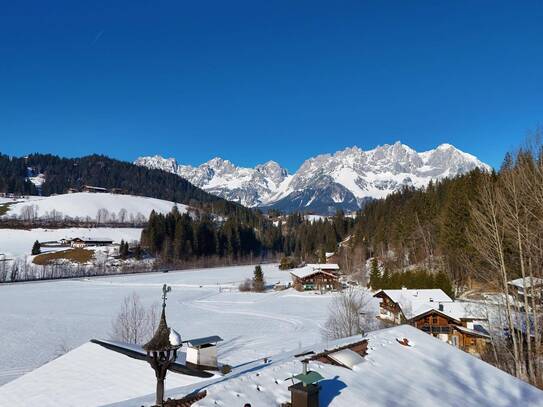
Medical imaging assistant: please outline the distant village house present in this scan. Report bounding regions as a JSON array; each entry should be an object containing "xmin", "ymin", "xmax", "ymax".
[
  {"xmin": 290, "ymin": 265, "xmax": 340, "ymax": 292},
  {"xmin": 66, "ymin": 186, "xmax": 127, "ymax": 194},
  {"xmin": 82, "ymin": 185, "xmax": 108, "ymax": 193},
  {"xmin": 70, "ymin": 237, "xmax": 114, "ymax": 248},
  {"xmin": 507, "ymin": 277, "xmax": 543, "ymax": 311},
  {"xmin": 374, "ymin": 288, "xmax": 489, "ymax": 355}
]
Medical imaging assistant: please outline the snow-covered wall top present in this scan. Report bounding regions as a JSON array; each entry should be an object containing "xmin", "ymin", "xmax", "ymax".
[{"xmin": 135, "ymin": 142, "xmax": 491, "ymax": 213}]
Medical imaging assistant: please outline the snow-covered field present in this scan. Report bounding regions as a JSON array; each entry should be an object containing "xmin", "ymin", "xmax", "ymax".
[
  {"xmin": 0, "ymin": 228, "xmax": 143, "ymax": 259},
  {"xmin": 0, "ymin": 264, "xmax": 346, "ymax": 385},
  {"xmin": 1, "ymin": 192, "xmax": 187, "ymax": 221}
]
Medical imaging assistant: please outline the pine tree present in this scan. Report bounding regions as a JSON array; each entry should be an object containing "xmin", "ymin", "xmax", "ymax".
[
  {"xmin": 369, "ymin": 257, "xmax": 381, "ymax": 289},
  {"xmin": 253, "ymin": 265, "xmax": 265, "ymax": 292},
  {"xmin": 435, "ymin": 270, "xmax": 454, "ymax": 299},
  {"xmin": 31, "ymin": 240, "xmax": 41, "ymax": 255},
  {"xmin": 381, "ymin": 266, "xmax": 391, "ymax": 289}
]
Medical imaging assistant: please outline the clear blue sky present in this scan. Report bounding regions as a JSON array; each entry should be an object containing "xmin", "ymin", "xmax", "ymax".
[{"xmin": 1, "ymin": 1, "xmax": 542, "ymax": 172}]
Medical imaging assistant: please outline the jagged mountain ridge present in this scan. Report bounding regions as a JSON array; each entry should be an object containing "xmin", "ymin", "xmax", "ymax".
[{"xmin": 135, "ymin": 142, "xmax": 491, "ymax": 214}]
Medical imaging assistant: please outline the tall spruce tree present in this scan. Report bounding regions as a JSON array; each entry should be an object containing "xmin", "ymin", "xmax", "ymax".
[{"xmin": 369, "ymin": 257, "xmax": 381, "ymax": 289}]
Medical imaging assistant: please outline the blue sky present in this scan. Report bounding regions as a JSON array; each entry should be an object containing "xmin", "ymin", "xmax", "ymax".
[{"xmin": 1, "ymin": 1, "xmax": 542, "ymax": 172}]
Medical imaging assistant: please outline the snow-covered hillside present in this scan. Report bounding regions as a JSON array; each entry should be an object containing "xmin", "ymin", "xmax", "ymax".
[
  {"xmin": 136, "ymin": 142, "xmax": 490, "ymax": 214},
  {"xmin": 2, "ymin": 192, "xmax": 188, "ymax": 222}
]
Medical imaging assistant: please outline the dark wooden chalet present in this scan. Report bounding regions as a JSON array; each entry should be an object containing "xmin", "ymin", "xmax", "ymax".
[
  {"xmin": 290, "ymin": 266, "xmax": 339, "ymax": 292},
  {"xmin": 410, "ymin": 307, "xmax": 490, "ymax": 355}
]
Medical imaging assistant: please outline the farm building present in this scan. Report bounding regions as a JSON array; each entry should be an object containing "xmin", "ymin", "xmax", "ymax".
[
  {"xmin": 290, "ymin": 266, "xmax": 340, "ymax": 291},
  {"xmin": 70, "ymin": 237, "xmax": 114, "ymax": 248}
]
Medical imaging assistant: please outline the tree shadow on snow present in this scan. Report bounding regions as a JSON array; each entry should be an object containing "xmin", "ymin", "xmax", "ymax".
[{"xmin": 319, "ymin": 375, "xmax": 347, "ymax": 407}]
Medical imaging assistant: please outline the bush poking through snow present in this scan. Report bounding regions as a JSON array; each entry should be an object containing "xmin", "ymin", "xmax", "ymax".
[
  {"xmin": 238, "ymin": 278, "xmax": 253, "ymax": 292},
  {"xmin": 220, "ymin": 364, "xmax": 232, "ymax": 374},
  {"xmin": 110, "ymin": 292, "xmax": 160, "ymax": 344},
  {"xmin": 279, "ymin": 256, "xmax": 297, "ymax": 270}
]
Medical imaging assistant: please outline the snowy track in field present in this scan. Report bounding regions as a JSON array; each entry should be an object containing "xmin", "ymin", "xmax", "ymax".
[
  {"xmin": 186, "ymin": 299, "xmax": 307, "ymax": 331},
  {"xmin": 0, "ymin": 264, "xmax": 340, "ymax": 384}
]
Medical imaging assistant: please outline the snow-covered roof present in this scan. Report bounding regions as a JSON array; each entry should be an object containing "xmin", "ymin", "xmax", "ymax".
[
  {"xmin": 454, "ymin": 325, "xmax": 490, "ymax": 338},
  {"xmin": 290, "ymin": 266, "xmax": 338, "ymax": 279},
  {"xmin": 376, "ymin": 288, "xmax": 453, "ymax": 319},
  {"xmin": 327, "ymin": 348, "xmax": 365, "ymax": 370},
  {"xmin": 508, "ymin": 277, "xmax": 543, "ymax": 289},
  {"xmin": 325, "ymin": 252, "xmax": 335, "ymax": 258},
  {"xmin": 73, "ymin": 237, "xmax": 113, "ymax": 242},
  {"xmin": 411, "ymin": 301, "xmax": 486, "ymax": 322},
  {"xmin": 307, "ymin": 263, "xmax": 340, "ymax": 270},
  {"xmin": 186, "ymin": 335, "xmax": 223, "ymax": 347},
  {"xmin": 117, "ymin": 325, "xmax": 542, "ymax": 407},
  {"xmin": 0, "ymin": 341, "xmax": 208, "ymax": 407},
  {"xmin": 2, "ymin": 325, "xmax": 542, "ymax": 407},
  {"xmin": 169, "ymin": 329, "xmax": 182, "ymax": 347}
]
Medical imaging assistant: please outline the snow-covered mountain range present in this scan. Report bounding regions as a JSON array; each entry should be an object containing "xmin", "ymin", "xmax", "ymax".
[{"xmin": 135, "ymin": 142, "xmax": 491, "ymax": 214}]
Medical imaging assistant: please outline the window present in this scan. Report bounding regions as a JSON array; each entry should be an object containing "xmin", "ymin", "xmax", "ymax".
[{"xmin": 432, "ymin": 316, "xmax": 438, "ymax": 324}]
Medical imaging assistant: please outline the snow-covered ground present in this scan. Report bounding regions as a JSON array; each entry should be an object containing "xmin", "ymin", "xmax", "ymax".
[
  {"xmin": 0, "ymin": 228, "xmax": 143, "ymax": 259},
  {"xmin": 1, "ymin": 264, "xmax": 542, "ymax": 406},
  {"xmin": 1, "ymin": 192, "xmax": 187, "ymax": 221},
  {"xmin": 0, "ymin": 264, "xmax": 348, "ymax": 386}
]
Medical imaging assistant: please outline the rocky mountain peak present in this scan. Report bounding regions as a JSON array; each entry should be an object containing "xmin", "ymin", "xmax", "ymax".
[{"xmin": 135, "ymin": 142, "xmax": 490, "ymax": 214}]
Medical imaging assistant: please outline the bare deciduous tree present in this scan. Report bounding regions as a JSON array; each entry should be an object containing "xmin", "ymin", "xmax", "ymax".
[
  {"xmin": 470, "ymin": 135, "xmax": 543, "ymax": 387},
  {"xmin": 118, "ymin": 208, "xmax": 128, "ymax": 224},
  {"xmin": 20, "ymin": 204, "xmax": 38, "ymax": 222},
  {"xmin": 96, "ymin": 208, "xmax": 110, "ymax": 224},
  {"xmin": 110, "ymin": 292, "xmax": 160, "ymax": 344},
  {"xmin": 322, "ymin": 288, "xmax": 378, "ymax": 340}
]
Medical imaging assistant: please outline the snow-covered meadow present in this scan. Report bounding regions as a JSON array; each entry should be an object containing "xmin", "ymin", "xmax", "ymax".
[
  {"xmin": 0, "ymin": 264, "xmax": 347, "ymax": 385},
  {"xmin": 1, "ymin": 192, "xmax": 187, "ymax": 222}
]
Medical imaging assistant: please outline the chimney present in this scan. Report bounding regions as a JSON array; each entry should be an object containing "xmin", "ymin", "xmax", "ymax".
[
  {"xmin": 288, "ymin": 382, "xmax": 319, "ymax": 407},
  {"xmin": 288, "ymin": 361, "xmax": 320, "ymax": 407},
  {"xmin": 438, "ymin": 303, "xmax": 444, "ymax": 311}
]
